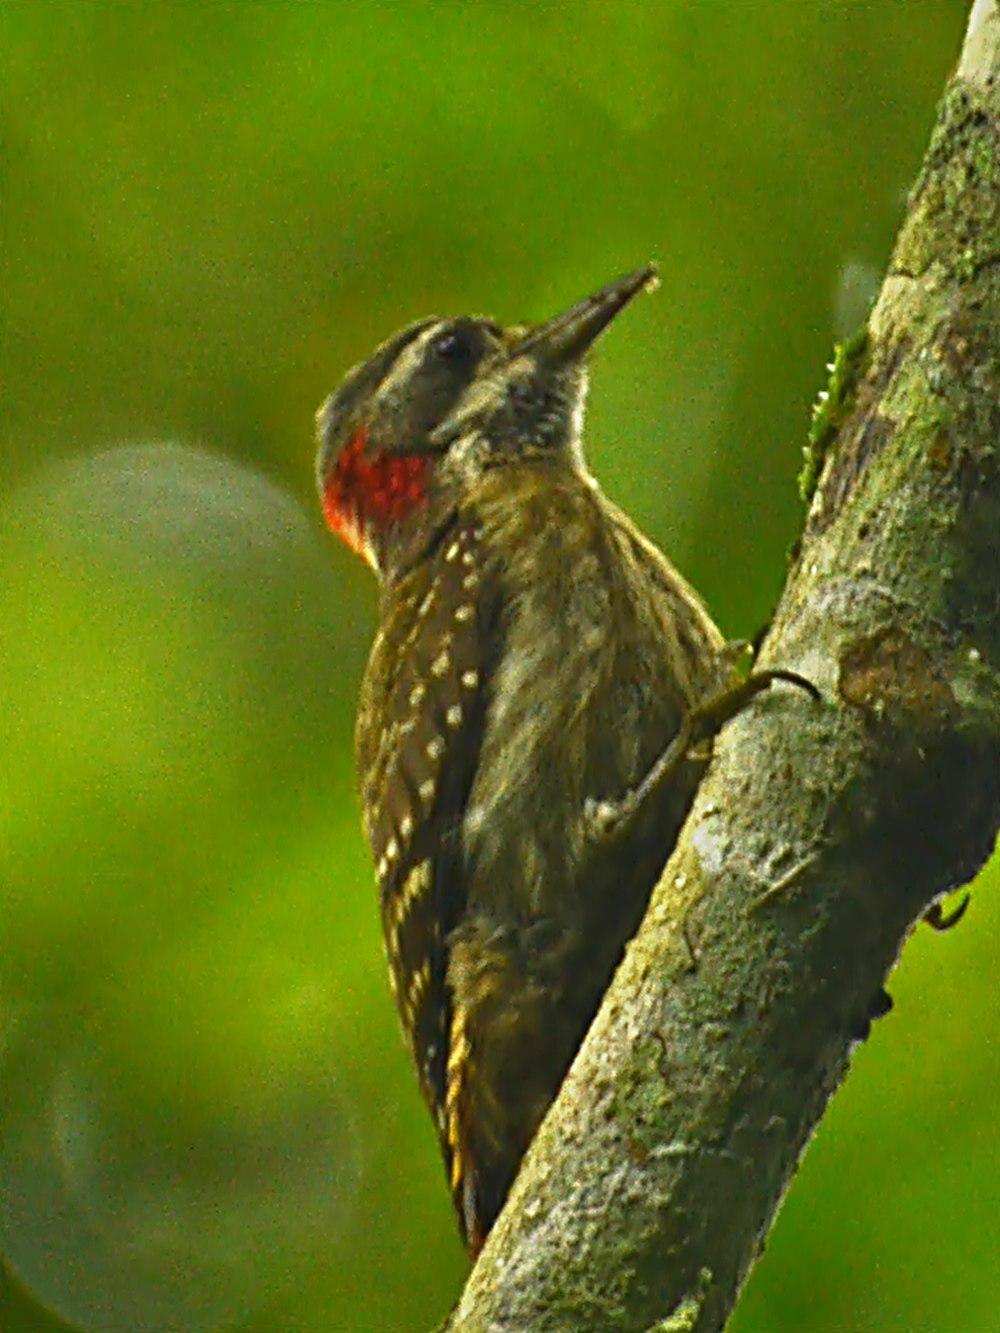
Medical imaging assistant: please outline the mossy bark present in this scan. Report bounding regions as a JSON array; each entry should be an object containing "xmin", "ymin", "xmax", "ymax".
[{"xmin": 447, "ymin": 5, "xmax": 1000, "ymax": 1331}]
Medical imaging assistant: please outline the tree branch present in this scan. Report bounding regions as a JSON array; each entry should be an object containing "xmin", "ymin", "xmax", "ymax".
[{"xmin": 447, "ymin": 5, "xmax": 1000, "ymax": 1330}]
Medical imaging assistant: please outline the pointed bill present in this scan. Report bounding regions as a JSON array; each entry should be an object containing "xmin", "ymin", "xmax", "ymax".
[{"xmin": 511, "ymin": 264, "xmax": 660, "ymax": 364}]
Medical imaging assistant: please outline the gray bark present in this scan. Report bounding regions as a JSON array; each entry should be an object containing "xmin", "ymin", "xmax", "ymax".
[{"xmin": 447, "ymin": 4, "xmax": 1000, "ymax": 1330}]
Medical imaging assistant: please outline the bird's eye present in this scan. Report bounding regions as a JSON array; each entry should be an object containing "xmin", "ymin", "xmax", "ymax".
[{"xmin": 432, "ymin": 328, "xmax": 474, "ymax": 362}]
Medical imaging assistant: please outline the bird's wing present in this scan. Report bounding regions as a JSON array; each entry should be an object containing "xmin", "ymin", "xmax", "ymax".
[{"xmin": 355, "ymin": 521, "xmax": 495, "ymax": 1207}]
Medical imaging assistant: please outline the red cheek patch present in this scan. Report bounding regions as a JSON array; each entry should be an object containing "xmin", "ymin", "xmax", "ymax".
[{"xmin": 323, "ymin": 427, "xmax": 431, "ymax": 562}]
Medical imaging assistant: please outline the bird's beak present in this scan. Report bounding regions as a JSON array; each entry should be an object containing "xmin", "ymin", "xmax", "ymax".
[{"xmin": 511, "ymin": 264, "xmax": 659, "ymax": 364}]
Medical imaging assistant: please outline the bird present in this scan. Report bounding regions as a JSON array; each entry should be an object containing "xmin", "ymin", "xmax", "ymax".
[{"xmin": 315, "ymin": 266, "xmax": 808, "ymax": 1255}]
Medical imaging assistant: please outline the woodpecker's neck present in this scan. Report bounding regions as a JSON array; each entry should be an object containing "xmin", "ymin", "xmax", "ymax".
[{"xmin": 322, "ymin": 426, "xmax": 438, "ymax": 570}]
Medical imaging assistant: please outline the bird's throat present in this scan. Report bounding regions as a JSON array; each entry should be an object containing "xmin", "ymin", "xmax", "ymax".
[{"xmin": 323, "ymin": 427, "xmax": 431, "ymax": 564}]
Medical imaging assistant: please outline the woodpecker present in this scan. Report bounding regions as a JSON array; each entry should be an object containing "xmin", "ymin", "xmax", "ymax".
[{"xmin": 316, "ymin": 267, "xmax": 808, "ymax": 1254}]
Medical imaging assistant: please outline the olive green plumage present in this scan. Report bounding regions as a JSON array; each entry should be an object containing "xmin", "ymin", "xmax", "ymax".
[{"xmin": 317, "ymin": 268, "xmax": 732, "ymax": 1253}]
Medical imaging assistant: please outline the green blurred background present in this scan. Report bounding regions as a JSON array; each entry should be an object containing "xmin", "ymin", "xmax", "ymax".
[{"xmin": 2, "ymin": 3, "xmax": 996, "ymax": 1331}]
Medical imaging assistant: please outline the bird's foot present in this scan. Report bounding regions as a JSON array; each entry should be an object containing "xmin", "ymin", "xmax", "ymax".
[
  {"xmin": 923, "ymin": 895, "xmax": 970, "ymax": 932},
  {"xmin": 850, "ymin": 987, "xmax": 894, "ymax": 1042},
  {"xmin": 584, "ymin": 667, "xmax": 820, "ymax": 846}
]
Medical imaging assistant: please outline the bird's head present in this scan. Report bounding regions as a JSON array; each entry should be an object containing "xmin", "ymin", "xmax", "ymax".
[{"xmin": 315, "ymin": 265, "xmax": 658, "ymax": 577}]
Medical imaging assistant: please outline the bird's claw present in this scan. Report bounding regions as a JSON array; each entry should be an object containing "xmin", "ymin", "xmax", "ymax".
[
  {"xmin": 584, "ymin": 795, "xmax": 630, "ymax": 843},
  {"xmin": 923, "ymin": 895, "xmax": 970, "ymax": 932}
]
